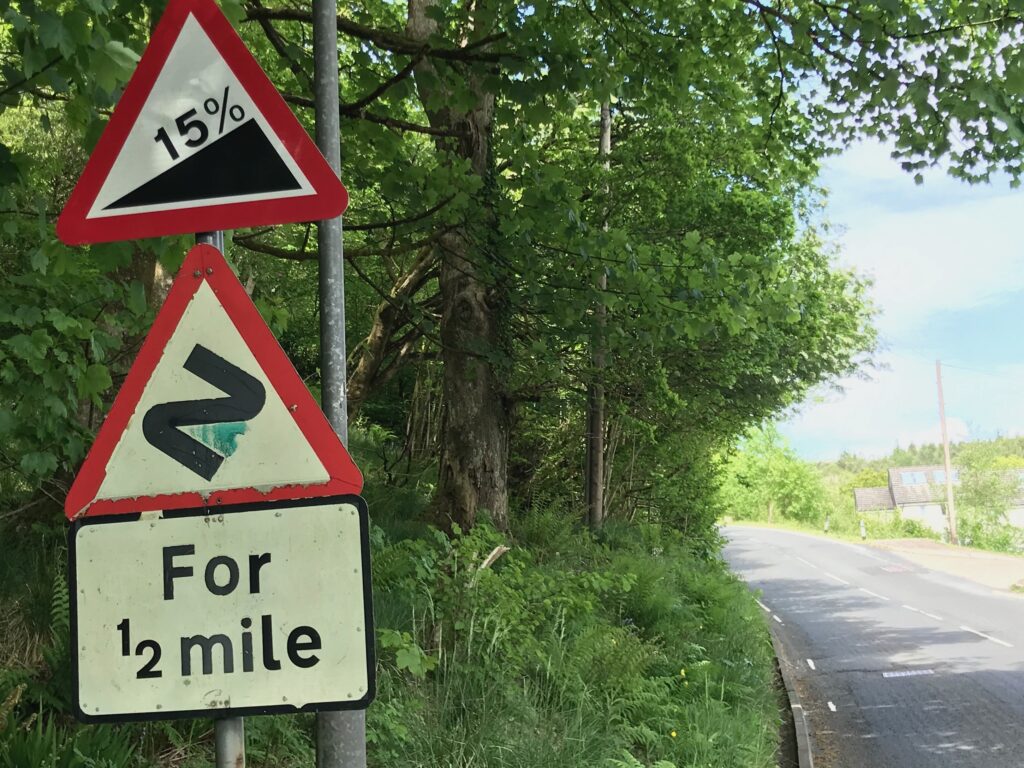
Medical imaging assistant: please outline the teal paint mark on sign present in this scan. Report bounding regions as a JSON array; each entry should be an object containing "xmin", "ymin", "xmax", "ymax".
[{"xmin": 184, "ymin": 421, "xmax": 248, "ymax": 458}]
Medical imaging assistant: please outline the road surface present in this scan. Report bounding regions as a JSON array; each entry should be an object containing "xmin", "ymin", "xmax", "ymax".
[{"xmin": 724, "ymin": 526, "xmax": 1024, "ymax": 768}]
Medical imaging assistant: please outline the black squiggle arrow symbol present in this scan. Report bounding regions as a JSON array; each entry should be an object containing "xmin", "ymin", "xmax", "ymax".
[{"xmin": 142, "ymin": 344, "xmax": 266, "ymax": 480}]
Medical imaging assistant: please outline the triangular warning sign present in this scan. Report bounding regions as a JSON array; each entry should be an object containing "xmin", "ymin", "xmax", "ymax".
[
  {"xmin": 65, "ymin": 244, "xmax": 362, "ymax": 520},
  {"xmin": 56, "ymin": 0, "xmax": 347, "ymax": 245}
]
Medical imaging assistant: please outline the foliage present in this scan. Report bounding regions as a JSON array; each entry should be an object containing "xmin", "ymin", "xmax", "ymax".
[
  {"xmin": 743, "ymin": 432, "xmax": 1024, "ymax": 549},
  {"xmin": 364, "ymin": 503, "xmax": 780, "ymax": 768},
  {"xmin": 0, "ymin": 463, "xmax": 782, "ymax": 768},
  {"xmin": 7, "ymin": 0, "xmax": 1023, "ymax": 762},
  {"xmin": 954, "ymin": 443, "xmax": 1024, "ymax": 552},
  {"xmin": 719, "ymin": 426, "xmax": 827, "ymax": 524}
]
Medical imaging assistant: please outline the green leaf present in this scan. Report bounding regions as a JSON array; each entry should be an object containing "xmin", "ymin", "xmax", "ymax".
[
  {"xmin": 37, "ymin": 13, "xmax": 74, "ymax": 57},
  {"xmin": 20, "ymin": 451, "xmax": 58, "ymax": 477},
  {"xmin": 29, "ymin": 246, "xmax": 48, "ymax": 274},
  {"xmin": 21, "ymin": 38, "xmax": 48, "ymax": 78},
  {"xmin": 127, "ymin": 280, "xmax": 147, "ymax": 316},
  {"xmin": 77, "ymin": 363, "xmax": 112, "ymax": 400},
  {"xmin": 0, "ymin": 408, "xmax": 14, "ymax": 435},
  {"xmin": 104, "ymin": 40, "xmax": 140, "ymax": 69}
]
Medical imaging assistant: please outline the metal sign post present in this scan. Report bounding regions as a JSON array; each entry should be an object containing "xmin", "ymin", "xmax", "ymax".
[
  {"xmin": 311, "ymin": 0, "xmax": 365, "ymax": 765},
  {"xmin": 196, "ymin": 231, "xmax": 246, "ymax": 768}
]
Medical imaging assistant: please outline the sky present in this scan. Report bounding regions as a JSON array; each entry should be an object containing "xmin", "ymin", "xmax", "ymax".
[{"xmin": 781, "ymin": 141, "xmax": 1024, "ymax": 461}]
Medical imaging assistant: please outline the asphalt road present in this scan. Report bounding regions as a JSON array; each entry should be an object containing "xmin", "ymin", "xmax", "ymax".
[{"xmin": 723, "ymin": 526, "xmax": 1024, "ymax": 768}]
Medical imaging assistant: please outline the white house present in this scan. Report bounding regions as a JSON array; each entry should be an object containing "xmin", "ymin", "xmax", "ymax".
[{"xmin": 853, "ymin": 465, "xmax": 1024, "ymax": 534}]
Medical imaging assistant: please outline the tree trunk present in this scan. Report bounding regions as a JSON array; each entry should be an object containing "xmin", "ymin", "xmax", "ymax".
[
  {"xmin": 586, "ymin": 102, "xmax": 611, "ymax": 530},
  {"xmin": 408, "ymin": 0, "xmax": 509, "ymax": 531},
  {"xmin": 346, "ymin": 246, "xmax": 436, "ymax": 417}
]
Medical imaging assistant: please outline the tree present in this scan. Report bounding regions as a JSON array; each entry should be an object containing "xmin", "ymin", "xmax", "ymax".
[
  {"xmin": 720, "ymin": 426, "xmax": 827, "ymax": 524},
  {"xmin": 6, "ymin": 0, "xmax": 1024, "ymax": 537}
]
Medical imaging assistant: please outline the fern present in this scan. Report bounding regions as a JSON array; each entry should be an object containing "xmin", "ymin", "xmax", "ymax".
[{"xmin": 49, "ymin": 566, "xmax": 70, "ymax": 637}]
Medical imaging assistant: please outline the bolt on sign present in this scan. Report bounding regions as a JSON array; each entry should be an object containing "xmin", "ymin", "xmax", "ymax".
[
  {"xmin": 56, "ymin": 0, "xmax": 348, "ymax": 245},
  {"xmin": 71, "ymin": 498, "xmax": 373, "ymax": 721}
]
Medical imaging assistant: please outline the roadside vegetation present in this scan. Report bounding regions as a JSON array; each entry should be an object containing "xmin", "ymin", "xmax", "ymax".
[
  {"xmin": 1, "ymin": 445, "xmax": 784, "ymax": 767},
  {"xmin": 2, "ymin": 0, "xmax": 1023, "ymax": 765},
  {"xmin": 720, "ymin": 427, "xmax": 1024, "ymax": 554}
]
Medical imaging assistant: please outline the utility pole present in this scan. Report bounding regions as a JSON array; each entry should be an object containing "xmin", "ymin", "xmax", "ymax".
[
  {"xmin": 312, "ymin": 0, "xmax": 364, "ymax": 766},
  {"xmin": 936, "ymin": 360, "xmax": 958, "ymax": 545},
  {"xmin": 586, "ymin": 102, "xmax": 611, "ymax": 530},
  {"xmin": 196, "ymin": 230, "xmax": 246, "ymax": 768}
]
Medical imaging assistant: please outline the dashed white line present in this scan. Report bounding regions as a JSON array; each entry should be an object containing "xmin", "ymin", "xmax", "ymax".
[
  {"xmin": 960, "ymin": 625, "xmax": 1013, "ymax": 648},
  {"xmin": 806, "ymin": 658, "xmax": 816, "ymax": 670},
  {"xmin": 859, "ymin": 587, "xmax": 890, "ymax": 601},
  {"xmin": 773, "ymin": 614, "xmax": 784, "ymax": 624},
  {"xmin": 756, "ymin": 600, "xmax": 771, "ymax": 612},
  {"xmin": 827, "ymin": 701, "xmax": 837, "ymax": 712},
  {"xmin": 796, "ymin": 556, "xmax": 819, "ymax": 569},
  {"xmin": 824, "ymin": 572, "xmax": 850, "ymax": 585},
  {"xmin": 902, "ymin": 604, "xmax": 943, "ymax": 621},
  {"xmin": 850, "ymin": 547, "xmax": 887, "ymax": 563}
]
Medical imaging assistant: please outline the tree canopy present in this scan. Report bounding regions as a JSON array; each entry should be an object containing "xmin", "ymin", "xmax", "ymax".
[{"xmin": 3, "ymin": 0, "xmax": 1021, "ymax": 538}]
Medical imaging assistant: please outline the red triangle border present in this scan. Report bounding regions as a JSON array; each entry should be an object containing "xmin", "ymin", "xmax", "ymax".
[
  {"xmin": 65, "ymin": 244, "xmax": 362, "ymax": 520},
  {"xmin": 56, "ymin": 0, "xmax": 347, "ymax": 245}
]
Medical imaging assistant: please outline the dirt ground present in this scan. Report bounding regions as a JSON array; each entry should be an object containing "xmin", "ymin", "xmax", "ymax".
[{"xmin": 870, "ymin": 538, "xmax": 1024, "ymax": 592}]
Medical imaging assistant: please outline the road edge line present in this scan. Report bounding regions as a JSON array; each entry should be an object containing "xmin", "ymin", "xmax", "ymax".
[{"xmin": 767, "ymin": 619, "xmax": 814, "ymax": 768}]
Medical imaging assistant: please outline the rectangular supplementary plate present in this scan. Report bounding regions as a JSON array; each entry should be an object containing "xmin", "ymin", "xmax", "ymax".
[{"xmin": 70, "ymin": 495, "xmax": 374, "ymax": 722}]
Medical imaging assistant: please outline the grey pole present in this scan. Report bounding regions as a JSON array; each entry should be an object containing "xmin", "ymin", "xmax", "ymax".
[
  {"xmin": 196, "ymin": 230, "xmax": 225, "ymax": 253},
  {"xmin": 311, "ymin": 0, "xmax": 364, "ymax": 766},
  {"xmin": 936, "ymin": 360, "xmax": 959, "ymax": 545},
  {"xmin": 214, "ymin": 716, "xmax": 245, "ymax": 768},
  {"xmin": 196, "ymin": 229, "xmax": 245, "ymax": 768}
]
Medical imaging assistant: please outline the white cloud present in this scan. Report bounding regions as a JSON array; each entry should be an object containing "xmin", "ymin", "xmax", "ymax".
[
  {"xmin": 782, "ymin": 140, "xmax": 1024, "ymax": 460},
  {"xmin": 784, "ymin": 352, "xmax": 1024, "ymax": 460},
  {"xmin": 837, "ymin": 195, "xmax": 1024, "ymax": 339}
]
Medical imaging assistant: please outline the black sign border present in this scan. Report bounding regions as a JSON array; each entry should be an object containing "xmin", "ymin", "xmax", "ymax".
[{"xmin": 68, "ymin": 494, "xmax": 376, "ymax": 724}]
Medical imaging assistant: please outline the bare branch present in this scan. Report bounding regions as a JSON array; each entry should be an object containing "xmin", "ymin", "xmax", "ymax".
[
  {"xmin": 283, "ymin": 92, "xmax": 463, "ymax": 136},
  {"xmin": 245, "ymin": 6, "xmax": 515, "ymax": 63}
]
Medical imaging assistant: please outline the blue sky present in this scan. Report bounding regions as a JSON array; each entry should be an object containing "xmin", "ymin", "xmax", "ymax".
[{"xmin": 781, "ymin": 141, "xmax": 1024, "ymax": 460}]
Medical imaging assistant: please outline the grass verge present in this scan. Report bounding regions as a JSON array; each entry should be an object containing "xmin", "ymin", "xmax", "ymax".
[{"xmin": 1, "ymin": 497, "xmax": 782, "ymax": 767}]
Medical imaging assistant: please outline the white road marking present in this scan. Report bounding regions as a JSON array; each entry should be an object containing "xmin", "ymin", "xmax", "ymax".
[
  {"xmin": 902, "ymin": 604, "xmax": 943, "ymax": 621},
  {"xmin": 859, "ymin": 587, "xmax": 890, "ymax": 601},
  {"xmin": 851, "ymin": 547, "xmax": 887, "ymax": 562},
  {"xmin": 827, "ymin": 701, "xmax": 837, "ymax": 712},
  {"xmin": 806, "ymin": 658, "xmax": 816, "ymax": 670},
  {"xmin": 756, "ymin": 600, "xmax": 771, "ymax": 612},
  {"xmin": 824, "ymin": 572, "xmax": 850, "ymax": 585},
  {"xmin": 796, "ymin": 556, "xmax": 819, "ymax": 569},
  {"xmin": 773, "ymin": 614, "xmax": 784, "ymax": 624},
  {"xmin": 960, "ymin": 625, "xmax": 1013, "ymax": 648},
  {"xmin": 883, "ymin": 669, "xmax": 934, "ymax": 678}
]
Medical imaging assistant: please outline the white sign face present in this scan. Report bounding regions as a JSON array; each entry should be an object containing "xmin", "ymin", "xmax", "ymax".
[
  {"xmin": 71, "ymin": 498, "xmax": 373, "ymax": 721},
  {"xmin": 94, "ymin": 280, "xmax": 329, "ymax": 503},
  {"xmin": 88, "ymin": 13, "xmax": 313, "ymax": 218}
]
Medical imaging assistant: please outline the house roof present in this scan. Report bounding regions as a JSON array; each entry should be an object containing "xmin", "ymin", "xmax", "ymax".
[
  {"xmin": 854, "ymin": 487, "xmax": 895, "ymax": 512},
  {"xmin": 854, "ymin": 465, "xmax": 1024, "ymax": 512},
  {"xmin": 888, "ymin": 465, "xmax": 951, "ymax": 506}
]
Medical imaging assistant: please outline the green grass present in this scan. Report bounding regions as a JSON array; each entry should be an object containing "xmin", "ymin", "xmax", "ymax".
[
  {"xmin": 719, "ymin": 513, "xmax": 938, "ymax": 544},
  {"xmin": 1, "ymin": 476, "xmax": 782, "ymax": 768}
]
